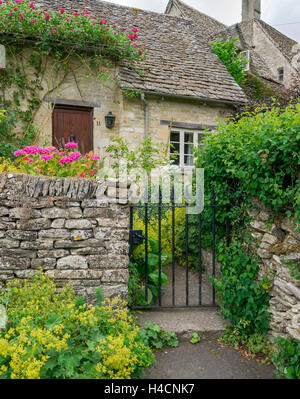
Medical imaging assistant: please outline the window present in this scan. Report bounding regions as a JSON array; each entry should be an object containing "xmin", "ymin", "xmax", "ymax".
[
  {"xmin": 241, "ymin": 50, "xmax": 250, "ymax": 72},
  {"xmin": 170, "ymin": 129, "xmax": 206, "ymax": 167},
  {"xmin": 278, "ymin": 67, "xmax": 284, "ymax": 82}
]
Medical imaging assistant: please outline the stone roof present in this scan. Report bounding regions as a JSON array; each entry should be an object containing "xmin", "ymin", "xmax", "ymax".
[
  {"xmin": 34, "ymin": 0, "xmax": 247, "ymax": 104},
  {"xmin": 256, "ymin": 20, "xmax": 298, "ymax": 63},
  {"xmin": 165, "ymin": 0, "xmax": 226, "ymax": 40}
]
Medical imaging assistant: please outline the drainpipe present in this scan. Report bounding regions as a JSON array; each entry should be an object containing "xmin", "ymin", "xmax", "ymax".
[{"xmin": 141, "ymin": 92, "xmax": 149, "ymax": 138}]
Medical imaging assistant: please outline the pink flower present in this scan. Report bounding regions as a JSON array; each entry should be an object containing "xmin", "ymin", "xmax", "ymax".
[
  {"xmin": 81, "ymin": 174, "xmax": 88, "ymax": 178},
  {"xmin": 31, "ymin": 19, "xmax": 37, "ymax": 23},
  {"xmin": 59, "ymin": 8, "xmax": 65, "ymax": 14},
  {"xmin": 121, "ymin": 27, "xmax": 126, "ymax": 31},
  {"xmin": 14, "ymin": 7, "xmax": 18, "ymax": 11},
  {"xmin": 65, "ymin": 17, "xmax": 70, "ymax": 22},
  {"xmin": 59, "ymin": 156, "xmax": 70, "ymax": 165},
  {"xmin": 132, "ymin": 27, "xmax": 139, "ymax": 33},
  {"xmin": 65, "ymin": 142, "xmax": 78, "ymax": 149},
  {"xmin": 68, "ymin": 151, "xmax": 81, "ymax": 161},
  {"xmin": 73, "ymin": 12, "xmax": 79, "ymax": 17},
  {"xmin": 14, "ymin": 149, "xmax": 26, "ymax": 157},
  {"xmin": 83, "ymin": 10, "xmax": 90, "ymax": 15},
  {"xmin": 44, "ymin": 12, "xmax": 50, "ymax": 21},
  {"xmin": 19, "ymin": 12, "xmax": 24, "ymax": 20},
  {"xmin": 91, "ymin": 155, "xmax": 100, "ymax": 161},
  {"xmin": 29, "ymin": 1, "xmax": 35, "ymax": 9}
]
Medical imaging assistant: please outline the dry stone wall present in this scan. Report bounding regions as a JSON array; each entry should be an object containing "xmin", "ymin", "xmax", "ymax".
[
  {"xmin": 248, "ymin": 201, "xmax": 300, "ymax": 341},
  {"xmin": 0, "ymin": 172, "xmax": 131, "ymax": 303}
]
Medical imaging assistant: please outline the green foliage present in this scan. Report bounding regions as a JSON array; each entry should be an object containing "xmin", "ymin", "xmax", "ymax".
[
  {"xmin": 211, "ymin": 38, "xmax": 247, "ymax": 85},
  {"xmin": 0, "ymin": 1, "xmax": 146, "ymax": 159},
  {"xmin": 285, "ymin": 259, "xmax": 300, "ymax": 281},
  {"xmin": 273, "ymin": 336, "xmax": 300, "ymax": 379},
  {"xmin": 105, "ymin": 137, "xmax": 168, "ymax": 177},
  {"xmin": 212, "ymin": 240, "xmax": 272, "ymax": 340},
  {"xmin": 194, "ymin": 102, "xmax": 300, "ymax": 224},
  {"xmin": 139, "ymin": 321, "xmax": 179, "ymax": 350},
  {"xmin": 129, "ymin": 238, "xmax": 171, "ymax": 306},
  {"xmin": 190, "ymin": 333, "xmax": 201, "ymax": 345},
  {"xmin": 0, "ymin": 274, "xmax": 154, "ymax": 379}
]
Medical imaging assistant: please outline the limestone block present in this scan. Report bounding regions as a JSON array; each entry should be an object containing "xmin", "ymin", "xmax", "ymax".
[
  {"xmin": 41, "ymin": 207, "xmax": 68, "ymax": 219},
  {"xmin": 39, "ymin": 229, "xmax": 71, "ymax": 239},
  {"xmin": 0, "ymin": 239, "xmax": 20, "ymax": 248},
  {"xmin": 70, "ymin": 230, "xmax": 94, "ymax": 241},
  {"xmin": 51, "ymin": 219, "xmax": 65, "ymax": 229},
  {"xmin": 17, "ymin": 218, "xmax": 51, "ymax": 231},
  {"xmin": 0, "ymin": 257, "xmax": 31, "ymax": 269},
  {"xmin": 57, "ymin": 255, "xmax": 88, "ymax": 270},
  {"xmin": 65, "ymin": 219, "xmax": 92, "ymax": 229},
  {"xmin": 31, "ymin": 258, "xmax": 56, "ymax": 270},
  {"xmin": 21, "ymin": 239, "xmax": 53, "ymax": 250}
]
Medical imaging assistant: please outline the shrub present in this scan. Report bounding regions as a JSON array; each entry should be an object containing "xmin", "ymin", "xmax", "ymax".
[
  {"xmin": 273, "ymin": 336, "xmax": 300, "ymax": 379},
  {"xmin": 212, "ymin": 240, "xmax": 272, "ymax": 342},
  {"xmin": 13, "ymin": 142, "xmax": 102, "ymax": 178},
  {"xmin": 0, "ymin": 274, "xmax": 154, "ymax": 379},
  {"xmin": 194, "ymin": 102, "xmax": 300, "ymax": 224}
]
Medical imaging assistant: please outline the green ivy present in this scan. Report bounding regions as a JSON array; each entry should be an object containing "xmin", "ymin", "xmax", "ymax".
[
  {"xmin": 273, "ymin": 336, "xmax": 300, "ymax": 379},
  {"xmin": 212, "ymin": 240, "xmax": 272, "ymax": 340},
  {"xmin": 211, "ymin": 37, "xmax": 247, "ymax": 85}
]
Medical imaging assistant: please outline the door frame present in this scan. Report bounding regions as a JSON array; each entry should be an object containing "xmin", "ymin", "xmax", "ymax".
[{"xmin": 52, "ymin": 104, "xmax": 94, "ymax": 151}]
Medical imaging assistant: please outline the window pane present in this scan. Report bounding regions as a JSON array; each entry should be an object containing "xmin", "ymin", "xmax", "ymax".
[
  {"xmin": 184, "ymin": 143, "xmax": 193, "ymax": 155},
  {"xmin": 170, "ymin": 143, "xmax": 180, "ymax": 153},
  {"xmin": 184, "ymin": 133, "xmax": 193, "ymax": 143},
  {"xmin": 184, "ymin": 155, "xmax": 193, "ymax": 166},
  {"xmin": 171, "ymin": 132, "xmax": 180, "ymax": 142}
]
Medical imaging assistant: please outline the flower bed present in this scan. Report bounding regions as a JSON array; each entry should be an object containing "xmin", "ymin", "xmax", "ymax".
[
  {"xmin": 13, "ymin": 142, "xmax": 101, "ymax": 178},
  {"xmin": 0, "ymin": 274, "xmax": 155, "ymax": 379}
]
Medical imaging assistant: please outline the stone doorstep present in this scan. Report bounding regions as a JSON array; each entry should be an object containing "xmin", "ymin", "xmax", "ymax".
[{"xmin": 137, "ymin": 308, "xmax": 227, "ymax": 342}]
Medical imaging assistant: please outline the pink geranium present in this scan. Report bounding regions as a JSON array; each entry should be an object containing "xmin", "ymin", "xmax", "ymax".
[
  {"xmin": 91, "ymin": 155, "xmax": 100, "ymax": 161},
  {"xmin": 68, "ymin": 151, "xmax": 81, "ymax": 162},
  {"xmin": 65, "ymin": 142, "xmax": 78, "ymax": 149}
]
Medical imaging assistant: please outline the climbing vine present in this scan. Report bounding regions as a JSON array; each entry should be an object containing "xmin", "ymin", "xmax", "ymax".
[{"xmin": 0, "ymin": 0, "xmax": 147, "ymax": 157}]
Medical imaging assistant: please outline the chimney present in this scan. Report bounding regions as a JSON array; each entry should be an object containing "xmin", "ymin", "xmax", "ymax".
[{"xmin": 242, "ymin": 0, "xmax": 261, "ymax": 21}]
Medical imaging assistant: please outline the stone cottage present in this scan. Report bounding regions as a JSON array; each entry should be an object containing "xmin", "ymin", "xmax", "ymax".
[
  {"xmin": 1, "ymin": 0, "xmax": 247, "ymax": 168},
  {"xmin": 166, "ymin": 0, "xmax": 300, "ymax": 89}
]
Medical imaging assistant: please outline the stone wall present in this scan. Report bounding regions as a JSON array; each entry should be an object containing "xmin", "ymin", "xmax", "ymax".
[
  {"xmin": 248, "ymin": 201, "xmax": 300, "ymax": 341},
  {"xmin": 0, "ymin": 173, "xmax": 131, "ymax": 304}
]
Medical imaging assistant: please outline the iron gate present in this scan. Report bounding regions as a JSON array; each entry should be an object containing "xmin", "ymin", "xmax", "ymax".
[{"xmin": 129, "ymin": 187, "xmax": 231, "ymax": 309}]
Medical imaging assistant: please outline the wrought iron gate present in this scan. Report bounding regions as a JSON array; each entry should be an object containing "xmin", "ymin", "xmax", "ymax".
[{"xmin": 129, "ymin": 187, "xmax": 231, "ymax": 309}]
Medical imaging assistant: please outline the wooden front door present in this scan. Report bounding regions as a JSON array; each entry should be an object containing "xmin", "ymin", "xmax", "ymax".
[{"xmin": 52, "ymin": 106, "xmax": 93, "ymax": 153}]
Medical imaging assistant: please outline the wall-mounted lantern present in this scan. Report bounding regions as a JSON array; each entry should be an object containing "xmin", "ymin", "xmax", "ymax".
[{"xmin": 105, "ymin": 112, "xmax": 116, "ymax": 129}]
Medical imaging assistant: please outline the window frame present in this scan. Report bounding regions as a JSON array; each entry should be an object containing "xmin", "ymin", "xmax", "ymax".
[
  {"xmin": 241, "ymin": 50, "xmax": 250, "ymax": 72},
  {"xmin": 278, "ymin": 67, "xmax": 284, "ymax": 82},
  {"xmin": 169, "ymin": 128, "xmax": 207, "ymax": 168}
]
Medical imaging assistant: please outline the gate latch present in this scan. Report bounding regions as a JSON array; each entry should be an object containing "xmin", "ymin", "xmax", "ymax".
[{"xmin": 130, "ymin": 230, "xmax": 145, "ymax": 245}]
